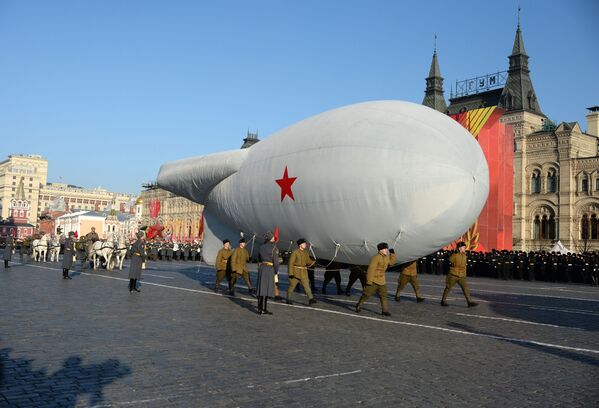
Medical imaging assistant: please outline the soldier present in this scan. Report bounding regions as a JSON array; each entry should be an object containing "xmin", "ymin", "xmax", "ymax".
[
  {"xmin": 441, "ymin": 242, "xmax": 478, "ymax": 307},
  {"xmin": 84, "ymin": 227, "xmax": 99, "ymax": 268},
  {"xmin": 62, "ymin": 231, "xmax": 76, "ymax": 279},
  {"xmin": 4, "ymin": 231, "xmax": 14, "ymax": 268},
  {"xmin": 394, "ymin": 260, "xmax": 425, "ymax": 303},
  {"xmin": 214, "ymin": 239, "xmax": 233, "ymax": 293},
  {"xmin": 229, "ymin": 238, "xmax": 255, "ymax": 296},
  {"xmin": 256, "ymin": 232, "xmax": 279, "ymax": 315},
  {"xmin": 287, "ymin": 238, "xmax": 317, "ymax": 305},
  {"xmin": 128, "ymin": 232, "xmax": 146, "ymax": 292},
  {"xmin": 355, "ymin": 243, "xmax": 397, "ymax": 316}
]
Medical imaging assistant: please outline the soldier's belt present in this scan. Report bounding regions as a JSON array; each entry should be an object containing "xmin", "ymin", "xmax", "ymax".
[
  {"xmin": 261, "ymin": 262, "xmax": 274, "ymax": 266},
  {"xmin": 133, "ymin": 252, "xmax": 141, "ymax": 256}
]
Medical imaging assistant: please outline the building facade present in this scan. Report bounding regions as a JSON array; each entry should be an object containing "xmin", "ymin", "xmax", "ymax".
[
  {"xmin": 38, "ymin": 183, "xmax": 135, "ymax": 214},
  {"xmin": 139, "ymin": 185, "xmax": 204, "ymax": 242},
  {"xmin": 0, "ymin": 154, "xmax": 48, "ymax": 225},
  {"xmin": 56, "ymin": 210, "xmax": 135, "ymax": 239},
  {"xmin": 0, "ymin": 176, "xmax": 35, "ymax": 239},
  {"xmin": 423, "ymin": 22, "xmax": 599, "ymax": 252}
]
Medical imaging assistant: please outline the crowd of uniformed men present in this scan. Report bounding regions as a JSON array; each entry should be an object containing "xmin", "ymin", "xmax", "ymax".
[{"xmin": 3, "ymin": 229, "xmax": 599, "ymax": 316}]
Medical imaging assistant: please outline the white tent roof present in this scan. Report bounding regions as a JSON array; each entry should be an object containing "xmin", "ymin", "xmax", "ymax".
[{"xmin": 549, "ymin": 240, "xmax": 572, "ymax": 254}]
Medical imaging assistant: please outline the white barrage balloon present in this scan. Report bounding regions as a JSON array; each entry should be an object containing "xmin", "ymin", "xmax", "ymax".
[{"xmin": 157, "ymin": 100, "xmax": 489, "ymax": 266}]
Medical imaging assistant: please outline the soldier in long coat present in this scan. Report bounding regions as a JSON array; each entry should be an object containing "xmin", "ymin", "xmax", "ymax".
[
  {"xmin": 394, "ymin": 260, "xmax": 425, "ymax": 303},
  {"xmin": 214, "ymin": 239, "xmax": 233, "ymax": 293},
  {"xmin": 229, "ymin": 238, "xmax": 254, "ymax": 296},
  {"xmin": 4, "ymin": 232, "xmax": 14, "ymax": 268},
  {"xmin": 85, "ymin": 227, "xmax": 99, "ymax": 268},
  {"xmin": 62, "ymin": 232, "xmax": 76, "ymax": 279},
  {"xmin": 287, "ymin": 238, "xmax": 317, "ymax": 305},
  {"xmin": 356, "ymin": 243, "xmax": 397, "ymax": 316},
  {"xmin": 441, "ymin": 242, "xmax": 478, "ymax": 307},
  {"xmin": 128, "ymin": 232, "xmax": 146, "ymax": 292},
  {"xmin": 256, "ymin": 232, "xmax": 279, "ymax": 315}
]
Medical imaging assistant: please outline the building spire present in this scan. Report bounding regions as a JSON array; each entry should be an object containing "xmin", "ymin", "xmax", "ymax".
[{"xmin": 422, "ymin": 37, "xmax": 447, "ymax": 113}]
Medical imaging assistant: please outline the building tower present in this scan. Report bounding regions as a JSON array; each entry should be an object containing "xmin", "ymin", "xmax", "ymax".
[
  {"xmin": 422, "ymin": 42, "xmax": 447, "ymax": 113},
  {"xmin": 9, "ymin": 177, "xmax": 30, "ymax": 225},
  {"xmin": 499, "ymin": 18, "xmax": 548, "ymax": 250}
]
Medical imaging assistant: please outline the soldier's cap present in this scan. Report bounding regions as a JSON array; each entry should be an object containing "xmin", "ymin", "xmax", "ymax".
[
  {"xmin": 377, "ymin": 242, "xmax": 389, "ymax": 251},
  {"xmin": 297, "ymin": 238, "xmax": 307, "ymax": 246},
  {"xmin": 136, "ymin": 231, "xmax": 145, "ymax": 239},
  {"xmin": 222, "ymin": 239, "xmax": 230, "ymax": 245},
  {"xmin": 264, "ymin": 231, "xmax": 274, "ymax": 241},
  {"xmin": 239, "ymin": 238, "xmax": 246, "ymax": 244},
  {"xmin": 68, "ymin": 231, "xmax": 75, "ymax": 236},
  {"xmin": 457, "ymin": 241, "xmax": 467, "ymax": 249}
]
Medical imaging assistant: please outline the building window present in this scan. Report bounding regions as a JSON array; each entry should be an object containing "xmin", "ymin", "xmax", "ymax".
[
  {"xmin": 581, "ymin": 214, "xmax": 590, "ymax": 240},
  {"xmin": 533, "ymin": 215, "xmax": 540, "ymax": 239},
  {"xmin": 582, "ymin": 177, "xmax": 589, "ymax": 193},
  {"xmin": 596, "ymin": 178, "xmax": 599, "ymax": 192},
  {"xmin": 531, "ymin": 172, "xmax": 541, "ymax": 193},
  {"xmin": 547, "ymin": 170, "xmax": 557, "ymax": 193}
]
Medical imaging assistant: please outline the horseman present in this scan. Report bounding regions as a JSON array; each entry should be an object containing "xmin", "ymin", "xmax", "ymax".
[{"xmin": 85, "ymin": 227, "xmax": 100, "ymax": 268}]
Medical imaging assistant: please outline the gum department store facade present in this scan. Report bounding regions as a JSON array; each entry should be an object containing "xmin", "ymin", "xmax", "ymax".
[{"xmin": 423, "ymin": 22, "xmax": 599, "ymax": 252}]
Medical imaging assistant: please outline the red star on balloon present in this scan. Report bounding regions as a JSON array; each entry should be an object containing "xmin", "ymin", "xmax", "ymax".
[{"xmin": 275, "ymin": 166, "xmax": 297, "ymax": 202}]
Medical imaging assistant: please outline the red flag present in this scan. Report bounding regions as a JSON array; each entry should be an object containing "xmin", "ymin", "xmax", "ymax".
[
  {"xmin": 274, "ymin": 227, "xmax": 279, "ymax": 242},
  {"xmin": 74, "ymin": 230, "xmax": 78, "ymax": 238}
]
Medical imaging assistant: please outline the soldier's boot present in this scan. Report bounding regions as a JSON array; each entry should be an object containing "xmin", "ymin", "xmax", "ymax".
[
  {"xmin": 256, "ymin": 296, "xmax": 263, "ymax": 314},
  {"xmin": 262, "ymin": 297, "xmax": 272, "ymax": 315},
  {"xmin": 467, "ymin": 300, "xmax": 479, "ymax": 307},
  {"xmin": 64, "ymin": 269, "xmax": 72, "ymax": 280},
  {"xmin": 415, "ymin": 290, "xmax": 425, "ymax": 303},
  {"xmin": 128, "ymin": 279, "xmax": 134, "ymax": 292},
  {"xmin": 355, "ymin": 296, "xmax": 365, "ymax": 313},
  {"xmin": 394, "ymin": 290, "xmax": 400, "ymax": 302},
  {"xmin": 4, "ymin": 260, "xmax": 8, "ymax": 268},
  {"xmin": 308, "ymin": 298, "xmax": 317, "ymax": 305},
  {"xmin": 440, "ymin": 288, "xmax": 450, "ymax": 306},
  {"xmin": 382, "ymin": 311, "xmax": 391, "ymax": 317}
]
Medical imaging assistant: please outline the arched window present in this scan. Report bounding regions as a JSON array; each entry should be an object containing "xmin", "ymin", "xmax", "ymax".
[
  {"xmin": 596, "ymin": 178, "xmax": 599, "ymax": 191},
  {"xmin": 531, "ymin": 171, "xmax": 541, "ymax": 194},
  {"xmin": 592, "ymin": 214, "xmax": 598, "ymax": 240},
  {"xmin": 533, "ymin": 215, "xmax": 541, "ymax": 239},
  {"xmin": 541, "ymin": 215, "xmax": 549, "ymax": 239},
  {"xmin": 581, "ymin": 214, "xmax": 590, "ymax": 240},
  {"xmin": 582, "ymin": 176, "xmax": 589, "ymax": 193},
  {"xmin": 548, "ymin": 215, "xmax": 557, "ymax": 240},
  {"xmin": 547, "ymin": 170, "xmax": 557, "ymax": 193}
]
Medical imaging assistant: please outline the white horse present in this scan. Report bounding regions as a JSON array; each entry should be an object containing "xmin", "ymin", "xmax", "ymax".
[
  {"xmin": 32, "ymin": 235, "xmax": 49, "ymax": 262},
  {"xmin": 113, "ymin": 234, "xmax": 129, "ymax": 271},
  {"xmin": 48, "ymin": 235, "xmax": 61, "ymax": 263},
  {"xmin": 91, "ymin": 238, "xmax": 115, "ymax": 270}
]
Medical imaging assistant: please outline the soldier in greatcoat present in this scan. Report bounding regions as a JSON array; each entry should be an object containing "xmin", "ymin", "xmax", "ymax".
[
  {"xmin": 355, "ymin": 243, "xmax": 397, "ymax": 316},
  {"xmin": 229, "ymin": 238, "xmax": 255, "ymax": 296},
  {"xmin": 62, "ymin": 231, "xmax": 76, "ymax": 279},
  {"xmin": 85, "ymin": 227, "xmax": 99, "ymax": 268},
  {"xmin": 4, "ymin": 232, "xmax": 14, "ymax": 268},
  {"xmin": 214, "ymin": 239, "xmax": 233, "ymax": 293},
  {"xmin": 287, "ymin": 238, "xmax": 317, "ymax": 305},
  {"xmin": 128, "ymin": 232, "xmax": 146, "ymax": 292},
  {"xmin": 394, "ymin": 260, "xmax": 425, "ymax": 303},
  {"xmin": 256, "ymin": 232, "xmax": 279, "ymax": 315}
]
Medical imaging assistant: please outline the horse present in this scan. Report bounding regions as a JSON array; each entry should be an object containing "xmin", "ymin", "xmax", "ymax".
[
  {"xmin": 48, "ymin": 235, "xmax": 61, "ymax": 263},
  {"xmin": 32, "ymin": 234, "xmax": 49, "ymax": 262},
  {"xmin": 113, "ymin": 234, "xmax": 129, "ymax": 271},
  {"xmin": 91, "ymin": 238, "xmax": 115, "ymax": 270}
]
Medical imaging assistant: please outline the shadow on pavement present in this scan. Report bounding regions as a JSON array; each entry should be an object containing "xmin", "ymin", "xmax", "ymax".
[
  {"xmin": 446, "ymin": 322, "xmax": 599, "ymax": 368},
  {"xmin": 0, "ymin": 345, "xmax": 131, "ymax": 407},
  {"xmin": 474, "ymin": 293, "xmax": 599, "ymax": 332}
]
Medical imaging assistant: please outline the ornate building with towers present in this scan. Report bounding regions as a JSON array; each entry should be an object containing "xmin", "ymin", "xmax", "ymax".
[{"xmin": 422, "ymin": 20, "xmax": 599, "ymax": 252}]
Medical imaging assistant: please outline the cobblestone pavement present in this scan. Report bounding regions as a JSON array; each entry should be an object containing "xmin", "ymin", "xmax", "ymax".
[{"xmin": 1, "ymin": 257, "xmax": 598, "ymax": 407}]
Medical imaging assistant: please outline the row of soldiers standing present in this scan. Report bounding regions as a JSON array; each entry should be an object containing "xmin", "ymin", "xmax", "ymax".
[{"xmin": 419, "ymin": 250, "xmax": 599, "ymax": 285}]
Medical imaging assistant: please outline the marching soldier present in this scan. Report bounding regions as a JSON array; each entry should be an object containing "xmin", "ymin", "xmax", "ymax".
[
  {"xmin": 62, "ymin": 231, "xmax": 76, "ymax": 279},
  {"xmin": 394, "ymin": 260, "xmax": 425, "ymax": 303},
  {"xmin": 84, "ymin": 227, "xmax": 99, "ymax": 268},
  {"xmin": 128, "ymin": 232, "xmax": 146, "ymax": 292},
  {"xmin": 287, "ymin": 238, "xmax": 317, "ymax": 305},
  {"xmin": 229, "ymin": 238, "xmax": 255, "ymax": 296},
  {"xmin": 441, "ymin": 242, "xmax": 478, "ymax": 307},
  {"xmin": 4, "ymin": 232, "xmax": 14, "ymax": 268},
  {"xmin": 256, "ymin": 232, "xmax": 279, "ymax": 315},
  {"xmin": 355, "ymin": 243, "xmax": 397, "ymax": 316},
  {"xmin": 214, "ymin": 239, "xmax": 233, "ymax": 293}
]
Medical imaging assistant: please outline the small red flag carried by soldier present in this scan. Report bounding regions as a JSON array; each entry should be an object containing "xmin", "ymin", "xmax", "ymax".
[
  {"xmin": 274, "ymin": 227, "xmax": 279, "ymax": 242},
  {"xmin": 74, "ymin": 230, "xmax": 78, "ymax": 238}
]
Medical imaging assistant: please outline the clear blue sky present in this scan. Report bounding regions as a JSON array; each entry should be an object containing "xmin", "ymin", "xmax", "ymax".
[{"xmin": 1, "ymin": 0, "xmax": 597, "ymax": 194}]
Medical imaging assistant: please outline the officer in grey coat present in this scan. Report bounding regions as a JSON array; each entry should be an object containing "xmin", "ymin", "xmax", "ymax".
[
  {"xmin": 256, "ymin": 232, "xmax": 279, "ymax": 315},
  {"xmin": 62, "ymin": 231, "xmax": 76, "ymax": 279},
  {"xmin": 4, "ymin": 232, "xmax": 14, "ymax": 268},
  {"xmin": 128, "ymin": 232, "xmax": 146, "ymax": 292}
]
